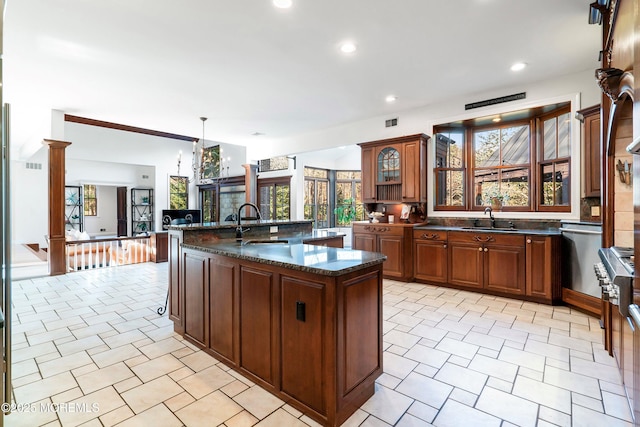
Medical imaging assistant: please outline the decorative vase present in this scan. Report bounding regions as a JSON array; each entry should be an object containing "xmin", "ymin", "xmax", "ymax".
[{"xmin": 490, "ymin": 197, "xmax": 502, "ymax": 211}]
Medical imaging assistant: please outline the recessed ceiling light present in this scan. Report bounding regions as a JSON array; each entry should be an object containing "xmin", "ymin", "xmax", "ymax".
[
  {"xmin": 340, "ymin": 42, "xmax": 357, "ymax": 54},
  {"xmin": 510, "ymin": 62, "xmax": 527, "ymax": 72},
  {"xmin": 385, "ymin": 95, "xmax": 397, "ymax": 103},
  {"xmin": 252, "ymin": 132, "xmax": 264, "ymax": 136},
  {"xmin": 273, "ymin": 0, "xmax": 292, "ymax": 8}
]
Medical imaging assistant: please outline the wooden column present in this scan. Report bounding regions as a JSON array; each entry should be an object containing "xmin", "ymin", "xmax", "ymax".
[{"xmin": 43, "ymin": 139, "xmax": 71, "ymax": 275}]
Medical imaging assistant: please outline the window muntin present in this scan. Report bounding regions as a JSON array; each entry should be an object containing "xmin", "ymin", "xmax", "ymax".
[
  {"xmin": 83, "ymin": 184, "xmax": 97, "ymax": 216},
  {"xmin": 377, "ymin": 147, "xmax": 400, "ymax": 182},
  {"xmin": 169, "ymin": 176, "xmax": 188, "ymax": 209}
]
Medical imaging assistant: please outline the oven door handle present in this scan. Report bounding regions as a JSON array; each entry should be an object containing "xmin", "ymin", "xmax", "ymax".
[{"xmin": 629, "ymin": 304, "xmax": 640, "ymax": 327}]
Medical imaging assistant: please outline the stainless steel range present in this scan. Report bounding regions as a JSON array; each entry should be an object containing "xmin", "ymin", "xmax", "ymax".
[{"xmin": 596, "ymin": 246, "xmax": 634, "ymax": 316}]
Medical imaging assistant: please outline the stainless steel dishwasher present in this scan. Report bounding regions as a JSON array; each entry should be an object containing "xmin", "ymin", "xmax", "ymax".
[{"xmin": 560, "ymin": 221, "xmax": 602, "ymax": 298}]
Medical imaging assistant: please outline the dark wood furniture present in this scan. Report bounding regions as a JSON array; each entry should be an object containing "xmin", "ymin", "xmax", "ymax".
[
  {"xmin": 579, "ymin": 104, "xmax": 601, "ymax": 198},
  {"xmin": 44, "ymin": 139, "xmax": 72, "ymax": 276},
  {"xmin": 413, "ymin": 229, "xmax": 448, "ymax": 284},
  {"xmin": 358, "ymin": 134, "xmax": 428, "ymax": 204},
  {"xmin": 413, "ymin": 228, "xmax": 562, "ymax": 304},
  {"xmin": 170, "ymin": 230, "xmax": 383, "ymax": 427},
  {"xmin": 150, "ymin": 232, "xmax": 168, "ymax": 263},
  {"xmin": 352, "ymin": 222, "xmax": 414, "ymax": 281}
]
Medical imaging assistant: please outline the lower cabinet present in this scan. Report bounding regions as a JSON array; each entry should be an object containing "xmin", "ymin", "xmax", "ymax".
[
  {"xmin": 353, "ymin": 223, "xmax": 413, "ymax": 281},
  {"xmin": 413, "ymin": 230, "xmax": 448, "ymax": 284},
  {"xmin": 448, "ymin": 232, "xmax": 526, "ymax": 296},
  {"xmin": 525, "ymin": 235, "xmax": 562, "ymax": 302},
  {"xmin": 415, "ymin": 230, "xmax": 560, "ymax": 303}
]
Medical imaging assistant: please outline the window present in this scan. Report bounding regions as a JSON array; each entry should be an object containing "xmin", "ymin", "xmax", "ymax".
[
  {"xmin": 200, "ymin": 186, "xmax": 217, "ymax": 222},
  {"xmin": 434, "ymin": 131, "xmax": 465, "ymax": 208},
  {"xmin": 201, "ymin": 145, "xmax": 220, "ymax": 179},
  {"xmin": 259, "ymin": 156, "xmax": 289, "ymax": 172},
  {"xmin": 335, "ymin": 171, "xmax": 365, "ymax": 226},
  {"xmin": 433, "ymin": 103, "xmax": 571, "ymax": 212},
  {"xmin": 258, "ymin": 177, "xmax": 291, "ymax": 220},
  {"xmin": 83, "ymin": 184, "xmax": 97, "ymax": 216},
  {"xmin": 304, "ymin": 167, "xmax": 329, "ymax": 229},
  {"xmin": 169, "ymin": 176, "xmax": 188, "ymax": 209},
  {"xmin": 538, "ymin": 111, "xmax": 571, "ymax": 210}
]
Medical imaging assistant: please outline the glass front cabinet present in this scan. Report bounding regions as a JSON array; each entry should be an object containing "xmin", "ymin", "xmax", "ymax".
[{"xmin": 359, "ymin": 134, "xmax": 429, "ymax": 203}]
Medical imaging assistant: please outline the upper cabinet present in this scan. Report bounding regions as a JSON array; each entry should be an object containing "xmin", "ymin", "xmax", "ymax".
[
  {"xmin": 359, "ymin": 134, "xmax": 429, "ymax": 204},
  {"xmin": 579, "ymin": 105, "xmax": 601, "ymax": 198}
]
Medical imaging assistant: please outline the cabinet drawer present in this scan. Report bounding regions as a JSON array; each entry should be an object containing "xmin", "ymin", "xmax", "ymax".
[
  {"xmin": 413, "ymin": 229, "xmax": 447, "ymax": 241},
  {"xmin": 353, "ymin": 223, "xmax": 405, "ymax": 236},
  {"xmin": 448, "ymin": 231, "xmax": 524, "ymax": 246}
]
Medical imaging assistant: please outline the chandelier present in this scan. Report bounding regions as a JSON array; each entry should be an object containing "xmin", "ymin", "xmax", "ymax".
[{"xmin": 176, "ymin": 117, "xmax": 229, "ymax": 183}]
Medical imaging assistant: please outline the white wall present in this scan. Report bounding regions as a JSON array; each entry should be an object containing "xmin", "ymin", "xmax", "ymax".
[{"xmin": 83, "ymin": 185, "xmax": 117, "ymax": 236}]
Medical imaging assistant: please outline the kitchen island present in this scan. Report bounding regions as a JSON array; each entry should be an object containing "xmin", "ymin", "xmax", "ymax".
[{"xmin": 168, "ymin": 221, "xmax": 385, "ymax": 426}]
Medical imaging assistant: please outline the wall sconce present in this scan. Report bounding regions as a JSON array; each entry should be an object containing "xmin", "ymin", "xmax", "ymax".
[{"xmin": 616, "ymin": 159, "xmax": 632, "ymax": 185}]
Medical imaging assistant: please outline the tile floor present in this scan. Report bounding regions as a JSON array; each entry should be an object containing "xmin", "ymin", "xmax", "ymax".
[{"xmin": 4, "ymin": 263, "xmax": 634, "ymax": 426}]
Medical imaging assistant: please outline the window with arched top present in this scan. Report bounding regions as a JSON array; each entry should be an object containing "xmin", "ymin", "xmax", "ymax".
[{"xmin": 377, "ymin": 147, "xmax": 400, "ymax": 183}]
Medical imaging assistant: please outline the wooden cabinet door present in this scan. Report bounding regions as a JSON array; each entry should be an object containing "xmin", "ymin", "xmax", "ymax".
[
  {"xmin": 378, "ymin": 235, "xmax": 404, "ymax": 278},
  {"xmin": 240, "ymin": 266, "xmax": 275, "ymax": 384},
  {"xmin": 414, "ymin": 240, "xmax": 448, "ymax": 283},
  {"xmin": 353, "ymin": 233, "xmax": 376, "ymax": 252},
  {"xmin": 448, "ymin": 241, "xmax": 483, "ymax": 288},
  {"xmin": 183, "ymin": 251, "xmax": 208, "ymax": 347},
  {"xmin": 280, "ymin": 276, "xmax": 325, "ymax": 413},
  {"xmin": 582, "ymin": 106, "xmax": 601, "ymax": 198},
  {"xmin": 526, "ymin": 236, "xmax": 553, "ymax": 299},
  {"xmin": 361, "ymin": 146, "xmax": 376, "ymax": 202},
  {"xmin": 209, "ymin": 256, "xmax": 237, "ymax": 364},
  {"xmin": 401, "ymin": 140, "xmax": 420, "ymax": 202},
  {"xmin": 484, "ymin": 244, "xmax": 526, "ymax": 295}
]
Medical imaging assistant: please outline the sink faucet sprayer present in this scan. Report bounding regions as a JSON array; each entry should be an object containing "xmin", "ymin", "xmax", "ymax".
[
  {"xmin": 236, "ymin": 202, "xmax": 262, "ymax": 240},
  {"xmin": 484, "ymin": 206, "xmax": 495, "ymax": 229}
]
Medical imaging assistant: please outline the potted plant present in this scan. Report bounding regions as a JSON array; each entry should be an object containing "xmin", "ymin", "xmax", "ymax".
[{"xmin": 334, "ymin": 198, "xmax": 356, "ymax": 226}]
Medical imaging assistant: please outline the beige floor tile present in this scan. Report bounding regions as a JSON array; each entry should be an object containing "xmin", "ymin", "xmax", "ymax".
[
  {"xmin": 176, "ymin": 390, "xmax": 243, "ymax": 427},
  {"xmin": 432, "ymin": 399, "xmax": 500, "ymax": 427},
  {"xmin": 476, "ymin": 386, "xmax": 538, "ymax": 427},
  {"xmin": 137, "ymin": 337, "xmax": 185, "ymax": 359},
  {"xmin": 225, "ymin": 410, "xmax": 259, "ymax": 427},
  {"xmin": 572, "ymin": 403, "xmax": 632, "ymax": 427},
  {"xmin": 102, "ymin": 329, "xmax": 147, "ymax": 349},
  {"xmin": 220, "ymin": 380, "xmax": 250, "ymax": 398},
  {"xmin": 512, "ymin": 375, "xmax": 571, "ymax": 414},
  {"xmin": 90, "ymin": 343, "xmax": 142, "ymax": 368},
  {"xmin": 130, "ymin": 353, "xmax": 184, "ymax": 383},
  {"xmin": 99, "ymin": 404, "xmax": 135, "ymax": 427},
  {"xmin": 121, "ymin": 375, "xmax": 183, "ymax": 414},
  {"xmin": 164, "ymin": 391, "xmax": 196, "ymax": 412},
  {"xmin": 1, "ymin": 398, "xmax": 58, "ymax": 427},
  {"xmin": 168, "ymin": 366, "xmax": 195, "ymax": 382},
  {"xmin": 178, "ymin": 364, "xmax": 235, "ymax": 399},
  {"xmin": 12, "ymin": 341, "xmax": 58, "ymax": 364},
  {"xmin": 543, "ymin": 365, "xmax": 601, "ymax": 399},
  {"xmin": 233, "ymin": 386, "xmax": 285, "ymax": 420},
  {"xmin": 39, "ymin": 351, "xmax": 93, "ymax": 378},
  {"xmin": 114, "ymin": 376, "xmax": 144, "ymax": 394},
  {"xmin": 75, "ymin": 361, "xmax": 135, "ymax": 394},
  {"xmin": 57, "ymin": 386, "xmax": 126, "ymax": 427},
  {"xmin": 254, "ymin": 408, "xmax": 309, "ymax": 427},
  {"xmin": 115, "ymin": 403, "xmax": 183, "ymax": 427},
  {"xmin": 434, "ymin": 363, "xmax": 487, "ymax": 394},
  {"xmin": 435, "ymin": 337, "xmax": 478, "ymax": 360},
  {"xmin": 13, "ymin": 371, "xmax": 78, "ymax": 404}
]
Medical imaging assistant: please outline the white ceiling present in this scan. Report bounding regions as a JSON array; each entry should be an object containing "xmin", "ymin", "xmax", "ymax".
[{"xmin": 4, "ymin": 0, "xmax": 601, "ymax": 159}]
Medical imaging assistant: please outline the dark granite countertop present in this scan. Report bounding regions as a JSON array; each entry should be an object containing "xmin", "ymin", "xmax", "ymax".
[
  {"xmin": 413, "ymin": 224, "xmax": 561, "ymax": 236},
  {"xmin": 182, "ymin": 235, "xmax": 386, "ymax": 277},
  {"xmin": 167, "ymin": 219, "xmax": 313, "ymax": 231}
]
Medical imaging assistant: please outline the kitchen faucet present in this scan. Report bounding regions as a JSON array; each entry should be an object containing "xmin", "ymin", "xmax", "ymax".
[
  {"xmin": 236, "ymin": 202, "xmax": 262, "ymax": 240},
  {"xmin": 484, "ymin": 206, "xmax": 495, "ymax": 228}
]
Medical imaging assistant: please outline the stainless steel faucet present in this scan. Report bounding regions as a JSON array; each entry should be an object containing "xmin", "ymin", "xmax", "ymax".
[
  {"xmin": 484, "ymin": 206, "xmax": 495, "ymax": 228},
  {"xmin": 236, "ymin": 202, "xmax": 262, "ymax": 240}
]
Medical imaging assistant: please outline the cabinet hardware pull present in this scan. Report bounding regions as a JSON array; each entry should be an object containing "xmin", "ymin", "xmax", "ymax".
[
  {"xmin": 421, "ymin": 233, "xmax": 440, "ymax": 240},
  {"xmin": 296, "ymin": 301, "xmax": 306, "ymax": 322},
  {"xmin": 364, "ymin": 226, "xmax": 390, "ymax": 233},
  {"xmin": 443, "ymin": 244, "xmax": 447, "ymax": 248},
  {"xmin": 473, "ymin": 235, "xmax": 495, "ymax": 242},
  {"xmin": 484, "ymin": 248, "xmax": 488, "ymax": 252},
  {"xmin": 527, "ymin": 239, "xmax": 532, "ymax": 244},
  {"xmin": 478, "ymin": 247, "xmax": 483, "ymax": 251}
]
